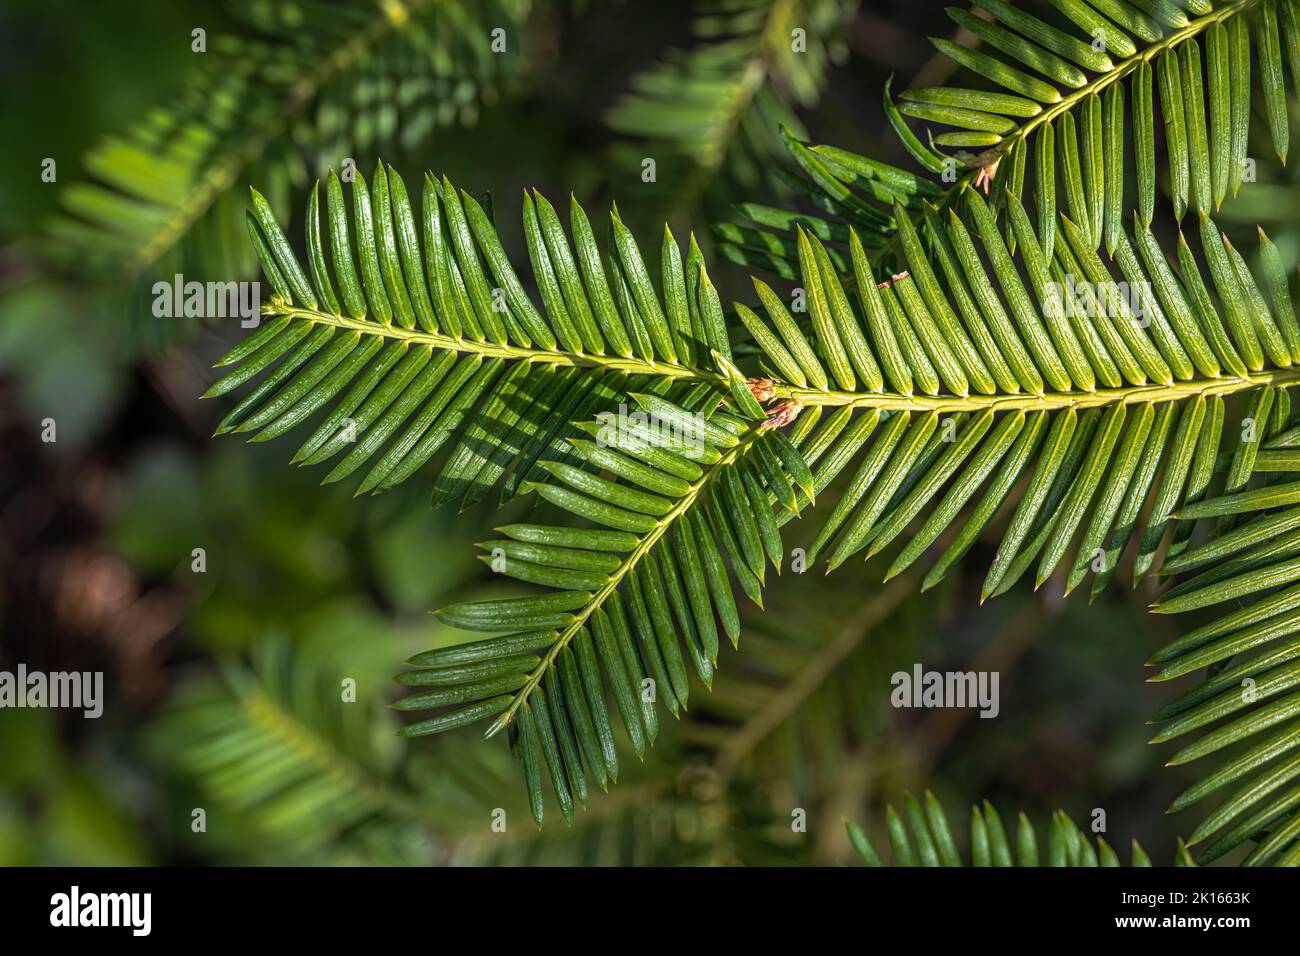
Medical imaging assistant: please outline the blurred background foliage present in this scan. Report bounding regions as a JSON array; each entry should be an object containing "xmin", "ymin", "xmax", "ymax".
[{"xmin": 0, "ymin": 0, "xmax": 1264, "ymax": 865}]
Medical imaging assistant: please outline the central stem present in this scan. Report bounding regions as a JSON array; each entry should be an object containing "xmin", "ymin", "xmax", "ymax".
[
  {"xmin": 779, "ymin": 367, "xmax": 1300, "ymax": 413},
  {"xmin": 486, "ymin": 421, "xmax": 770, "ymax": 735}
]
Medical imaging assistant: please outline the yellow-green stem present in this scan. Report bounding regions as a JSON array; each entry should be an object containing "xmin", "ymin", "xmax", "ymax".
[
  {"xmin": 486, "ymin": 422, "xmax": 771, "ymax": 735},
  {"xmin": 778, "ymin": 367, "xmax": 1300, "ymax": 414},
  {"xmin": 871, "ymin": 0, "xmax": 1258, "ymax": 267},
  {"xmin": 271, "ymin": 306, "xmax": 728, "ymax": 385}
]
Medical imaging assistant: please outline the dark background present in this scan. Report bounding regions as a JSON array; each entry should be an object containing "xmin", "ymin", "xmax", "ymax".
[{"xmin": 0, "ymin": 0, "xmax": 1267, "ymax": 865}]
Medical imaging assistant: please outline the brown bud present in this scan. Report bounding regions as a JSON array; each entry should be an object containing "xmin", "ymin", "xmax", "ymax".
[
  {"xmin": 746, "ymin": 376, "xmax": 777, "ymax": 402},
  {"xmin": 763, "ymin": 398, "xmax": 802, "ymax": 428},
  {"xmin": 974, "ymin": 157, "xmax": 1000, "ymax": 195}
]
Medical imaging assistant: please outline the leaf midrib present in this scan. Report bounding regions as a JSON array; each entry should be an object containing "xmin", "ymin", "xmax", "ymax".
[
  {"xmin": 273, "ymin": 305, "xmax": 730, "ymax": 383},
  {"xmin": 279, "ymin": 306, "xmax": 1300, "ymax": 415},
  {"xmin": 664, "ymin": 0, "xmax": 798, "ymax": 216},
  {"xmin": 779, "ymin": 367, "xmax": 1300, "ymax": 413},
  {"xmin": 996, "ymin": 0, "xmax": 1257, "ymax": 160},
  {"xmin": 244, "ymin": 687, "xmax": 437, "ymax": 825},
  {"xmin": 871, "ymin": 0, "xmax": 1259, "ymax": 268},
  {"xmin": 130, "ymin": 0, "xmax": 449, "ymax": 276},
  {"xmin": 486, "ymin": 423, "xmax": 769, "ymax": 736}
]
